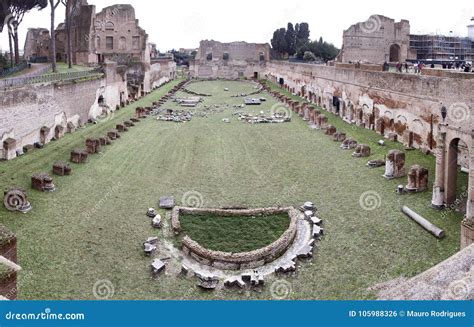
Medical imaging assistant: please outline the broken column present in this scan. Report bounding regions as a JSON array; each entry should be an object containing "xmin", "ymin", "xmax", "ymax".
[
  {"xmin": 333, "ymin": 132, "xmax": 346, "ymax": 142},
  {"xmin": 31, "ymin": 173, "xmax": 55, "ymax": 192},
  {"xmin": 116, "ymin": 124, "xmax": 128, "ymax": 133},
  {"xmin": 3, "ymin": 187, "xmax": 32, "ymax": 213},
  {"xmin": 352, "ymin": 144, "xmax": 371, "ymax": 158},
  {"xmin": 341, "ymin": 138, "xmax": 358, "ymax": 150},
  {"xmin": 40, "ymin": 126, "xmax": 50, "ymax": 145},
  {"xmin": 383, "ymin": 150, "xmax": 406, "ymax": 180},
  {"xmin": 405, "ymin": 165, "xmax": 429, "ymax": 193},
  {"xmin": 54, "ymin": 125, "xmax": 65, "ymax": 140},
  {"xmin": 325, "ymin": 125, "xmax": 337, "ymax": 136},
  {"xmin": 85, "ymin": 138, "xmax": 101, "ymax": 154},
  {"xmin": 70, "ymin": 149, "xmax": 89, "ymax": 164},
  {"xmin": 402, "ymin": 206, "xmax": 445, "ymax": 239},
  {"xmin": 52, "ymin": 162, "xmax": 72, "ymax": 176},
  {"xmin": 66, "ymin": 122, "xmax": 76, "ymax": 134},
  {"xmin": 3, "ymin": 138, "xmax": 17, "ymax": 160}
]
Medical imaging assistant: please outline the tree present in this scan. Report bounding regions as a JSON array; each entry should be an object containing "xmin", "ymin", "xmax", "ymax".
[
  {"xmin": 270, "ymin": 28, "xmax": 287, "ymax": 56},
  {"xmin": 285, "ymin": 23, "xmax": 296, "ymax": 56},
  {"xmin": 0, "ymin": 52, "xmax": 8, "ymax": 70},
  {"xmin": 0, "ymin": 1, "xmax": 9, "ymax": 33},
  {"xmin": 9, "ymin": 0, "xmax": 48, "ymax": 64},
  {"xmin": 61, "ymin": 0, "xmax": 80, "ymax": 68},
  {"xmin": 303, "ymin": 51, "xmax": 317, "ymax": 62},
  {"xmin": 49, "ymin": 0, "xmax": 61, "ymax": 72},
  {"xmin": 296, "ymin": 22, "xmax": 310, "ymax": 45}
]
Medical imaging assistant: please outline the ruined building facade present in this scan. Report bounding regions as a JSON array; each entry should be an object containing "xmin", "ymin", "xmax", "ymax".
[
  {"xmin": 338, "ymin": 15, "xmax": 413, "ymax": 64},
  {"xmin": 23, "ymin": 28, "xmax": 51, "ymax": 61},
  {"xmin": 189, "ymin": 40, "xmax": 270, "ymax": 79}
]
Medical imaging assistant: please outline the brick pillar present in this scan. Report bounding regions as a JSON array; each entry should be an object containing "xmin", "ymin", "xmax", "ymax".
[
  {"xmin": 3, "ymin": 138, "xmax": 17, "ymax": 160},
  {"xmin": 461, "ymin": 132, "xmax": 474, "ymax": 249}
]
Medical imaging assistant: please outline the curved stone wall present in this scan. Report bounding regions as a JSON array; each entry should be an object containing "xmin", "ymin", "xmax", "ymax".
[{"xmin": 174, "ymin": 207, "xmax": 299, "ymax": 270}]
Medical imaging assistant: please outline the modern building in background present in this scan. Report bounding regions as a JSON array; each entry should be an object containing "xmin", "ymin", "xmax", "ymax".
[
  {"xmin": 409, "ymin": 18, "xmax": 474, "ymax": 62},
  {"xmin": 339, "ymin": 15, "xmax": 474, "ymax": 64}
]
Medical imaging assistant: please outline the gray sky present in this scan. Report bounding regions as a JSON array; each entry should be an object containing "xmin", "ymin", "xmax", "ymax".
[{"xmin": 1, "ymin": 0, "xmax": 473, "ymax": 53}]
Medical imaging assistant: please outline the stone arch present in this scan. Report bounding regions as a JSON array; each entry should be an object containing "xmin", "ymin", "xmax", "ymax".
[
  {"xmin": 105, "ymin": 21, "xmax": 115, "ymax": 31},
  {"xmin": 389, "ymin": 44, "xmax": 401, "ymax": 62}
]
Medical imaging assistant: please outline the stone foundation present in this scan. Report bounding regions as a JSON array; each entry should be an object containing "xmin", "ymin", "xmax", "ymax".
[
  {"xmin": 461, "ymin": 222, "xmax": 474, "ymax": 249},
  {"xmin": 174, "ymin": 207, "xmax": 298, "ymax": 270}
]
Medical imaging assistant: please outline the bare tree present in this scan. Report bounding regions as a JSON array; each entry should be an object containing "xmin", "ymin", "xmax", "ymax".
[
  {"xmin": 61, "ymin": 0, "xmax": 79, "ymax": 69},
  {"xmin": 49, "ymin": 0, "xmax": 61, "ymax": 72}
]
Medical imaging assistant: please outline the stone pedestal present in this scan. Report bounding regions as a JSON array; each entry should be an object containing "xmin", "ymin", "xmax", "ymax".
[
  {"xmin": 40, "ymin": 126, "xmax": 50, "ymax": 145},
  {"xmin": 460, "ymin": 222, "xmax": 474, "ymax": 249},
  {"xmin": 383, "ymin": 150, "xmax": 406, "ymax": 179},
  {"xmin": 54, "ymin": 125, "xmax": 65, "ymax": 140},
  {"xmin": 405, "ymin": 165, "xmax": 429, "ymax": 193},
  {"xmin": 3, "ymin": 138, "xmax": 17, "ymax": 160}
]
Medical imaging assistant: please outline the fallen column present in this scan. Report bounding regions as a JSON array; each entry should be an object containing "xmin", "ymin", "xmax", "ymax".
[{"xmin": 401, "ymin": 206, "xmax": 445, "ymax": 239}]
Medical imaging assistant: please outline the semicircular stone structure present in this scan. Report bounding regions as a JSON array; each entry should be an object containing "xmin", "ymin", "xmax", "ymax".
[{"xmin": 173, "ymin": 207, "xmax": 299, "ymax": 270}]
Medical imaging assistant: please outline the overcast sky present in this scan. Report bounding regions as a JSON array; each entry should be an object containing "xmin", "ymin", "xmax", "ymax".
[{"xmin": 1, "ymin": 0, "xmax": 473, "ymax": 53}]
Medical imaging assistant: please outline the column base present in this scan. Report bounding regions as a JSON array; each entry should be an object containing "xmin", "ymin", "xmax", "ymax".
[
  {"xmin": 460, "ymin": 221, "xmax": 474, "ymax": 249},
  {"xmin": 431, "ymin": 186, "xmax": 445, "ymax": 210}
]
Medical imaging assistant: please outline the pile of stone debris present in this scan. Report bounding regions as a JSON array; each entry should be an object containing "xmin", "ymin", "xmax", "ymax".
[
  {"xmin": 174, "ymin": 96, "xmax": 203, "ymax": 108},
  {"xmin": 155, "ymin": 109, "xmax": 194, "ymax": 122},
  {"xmin": 238, "ymin": 112, "xmax": 291, "ymax": 124}
]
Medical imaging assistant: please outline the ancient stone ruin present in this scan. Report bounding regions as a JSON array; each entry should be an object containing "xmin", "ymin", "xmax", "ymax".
[
  {"xmin": 39, "ymin": 126, "xmax": 50, "ymax": 145},
  {"xmin": 352, "ymin": 144, "xmax": 371, "ymax": 157},
  {"xmin": 333, "ymin": 132, "xmax": 346, "ymax": 142},
  {"xmin": 406, "ymin": 165, "xmax": 429, "ymax": 193},
  {"xmin": 86, "ymin": 138, "xmax": 101, "ymax": 154},
  {"xmin": 383, "ymin": 150, "xmax": 406, "ymax": 179},
  {"xmin": 3, "ymin": 188, "xmax": 32, "ymax": 213},
  {"xmin": 70, "ymin": 149, "xmax": 89, "ymax": 164},
  {"xmin": 325, "ymin": 125, "xmax": 337, "ymax": 136},
  {"xmin": 31, "ymin": 173, "xmax": 55, "ymax": 192},
  {"xmin": 2, "ymin": 138, "xmax": 17, "ymax": 161},
  {"xmin": 107, "ymin": 130, "xmax": 120, "ymax": 140},
  {"xmin": 52, "ymin": 162, "xmax": 72, "ymax": 176},
  {"xmin": 116, "ymin": 124, "xmax": 128, "ymax": 133},
  {"xmin": 341, "ymin": 138, "xmax": 358, "ymax": 150}
]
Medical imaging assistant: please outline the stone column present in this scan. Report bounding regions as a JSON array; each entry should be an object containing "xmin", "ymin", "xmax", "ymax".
[
  {"xmin": 431, "ymin": 130, "xmax": 446, "ymax": 209},
  {"xmin": 461, "ymin": 132, "xmax": 474, "ymax": 248}
]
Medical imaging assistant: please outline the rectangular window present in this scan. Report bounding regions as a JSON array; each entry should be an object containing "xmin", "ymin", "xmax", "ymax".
[
  {"xmin": 132, "ymin": 36, "xmax": 140, "ymax": 50},
  {"xmin": 206, "ymin": 53, "xmax": 212, "ymax": 61},
  {"xmin": 106, "ymin": 36, "xmax": 114, "ymax": 50}
]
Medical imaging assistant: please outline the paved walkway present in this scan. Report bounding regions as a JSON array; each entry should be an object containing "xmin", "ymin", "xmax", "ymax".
[{"xmin": 0, "ymin": 63, "xmax": 50, "ymax": 80}]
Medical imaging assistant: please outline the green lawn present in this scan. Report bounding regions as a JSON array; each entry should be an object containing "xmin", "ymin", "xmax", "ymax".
[
  {"xmin": 47, "ymin": 62, "xmax": 94, "ymax": 74},
  {"xmin": 0, "ymin": 79, "xmax": 465, "ymax": 300},
  {"xmin": 180, "ymin": 213, "xmax": 290, "ymax": 252}
]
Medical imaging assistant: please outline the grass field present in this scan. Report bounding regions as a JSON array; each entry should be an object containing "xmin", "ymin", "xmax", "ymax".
[
  {"xmin": 179, "ymin": 213, "xmax": 290, "ymax": 252},
  {"xmin": 0, "ymin": 78, "xmax": 466, "ymax": 300}
]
